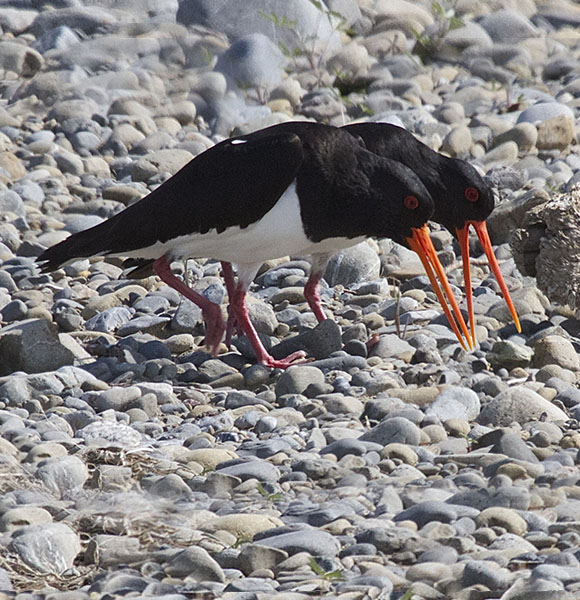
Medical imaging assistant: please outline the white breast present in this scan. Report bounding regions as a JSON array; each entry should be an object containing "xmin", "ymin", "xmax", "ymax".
[{"xmin": 118, "ymin": 182, "xmax": 364, "ymax": 264}]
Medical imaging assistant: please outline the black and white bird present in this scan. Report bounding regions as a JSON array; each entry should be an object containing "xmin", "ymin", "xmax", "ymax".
[
  {"xmin": 344, "ymin": 122, "xmax": 521, "ymax": 346},
  {"xmin": 38, "ymin": 121, "xmax": 469, "ymax": 368}
]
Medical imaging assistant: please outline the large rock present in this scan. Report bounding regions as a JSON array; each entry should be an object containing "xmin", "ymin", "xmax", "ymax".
[
  {"xmin": 216, "ymin": 33, "xmax": 286, "ymax": 94},
  {"xmin": 533, "ymin": 335, "xmax": 580, "ymax": 371},
  {"xmin": 478, "ymin": 386, "xmax": 568, "ymax": 426},
  {"xmin": 10, "ymin": 523, "xmax": 81, "ymax": 574},
  {"xmin": 0, "ymin": 319, "xmax": 76, "ymax": 376},
  {"xmin": 510, "ymin": 188, "xmax": 580, "ymax": 310},
  {"xmin": 478, "ymin": 9, "xmax": 539, "ymax": 43},
  {"xmin": 324, "ymin": 241, "xmax": 380, "ymax": 286}
]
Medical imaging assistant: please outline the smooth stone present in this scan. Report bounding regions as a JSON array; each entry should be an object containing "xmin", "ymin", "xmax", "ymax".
[
  {"xmin": 393, "ymin": 501, "xmax": 462, "ymax": 527},
  {"xmin": 533, "ymin": 335, "xmax": 580, "ymax": 371},
  {"xmin": 0, "ymin": 41, "xmax": 43, "ymax": 77},
  {"xmin": 427, "ymin": 387, "xmax": 481, "ymax": 421},
  {"xmin": 462, "ymin": 559, "xmax": 512, "ymax": 590},
  {"xmin": 0, "ymin": 507, "xmax": 53, "ymax": 533},
  {"xmin": 368, "ymin": 334, "xmax": 415, "ymax": 361},
  {"xmin": 254, "ymin": 527, "xmax": 340, "ymax": 556},
  {"xmin": 487, "ymin": 340, "xmax": 534, "ymax": 370},
  {"xmin": 493, "ymin": 123, "xmax": 537, "ymax": 152},
  {"xmin": 418, "ymin": 546, "xmax": 458, "ymax": 564},
  {"xmin": 36, "ymin": 455, "xmax": 89, "ymax": 497},
  {"xmin": 164, "ymin": 547, "xmax": 225, "ymax": 582},
  {"xmin": 536, "ymin": 115, "xmax": 575, "ymax": 151},
  {"xmin": 441, "ymin": 125, "xmax": 472, "ymax": 156},
  {"xmin": 478, "ymin": 9, "xmax": 538, "ymax": 42},
  {"xmin": 85, "ymin": 306, "xmax": 133, "ymax": 333},
  {"xmin": 480, "ymin": 141, "xmax": 519, "ymax": 167},
  {"xmin": 405, "ymin": 562, "xmax": 453, "ymax": 583},
  {"xmin": 216, "ymin": 33, "xmax": 286, "ymax": 92},
  {"xmin": 327, "ymin": 41, "xmax": 370, "ymax": 80},
  {"xmin": 0, "ymin": 319, "xmax": 76, "ymax": 376},
  {"xmin": 76, "ymin": 421, "xmax": 143, "ymax": 448},
  {"xmin": 324, "ymin": 242, "xmax": 380, "ymax": 286},
  {"xmin": 479, "ymin": 386, "xmax": 568, "ymax": 426},
  {"xmin": 433, "ymin": 101, "xmax": 465, "ymax": 124},
  {"xmin": 517, "ymin": 102, "xmax": 575, "ymax": 125},
  {"xmin": 275, "ymin": 365, "xmax": 325, "ymax": 398},
  {"xmin": 237, "ymin": 543, "xmax": 289, "ymax": 575},
  {"xmin": 10, "ymin": 523, "xmax": 81, "ymax": 574},
  {"xmin": 216, "ymin": 459, "xmax": 280, "ymax": 482},
  {"xmin": 359, "ymin": 416, "xmax": 421, "ymax": 445},
  {"xmin": 484, "ymin": 430, "xmax": 539, "ymax": 464},
  {"xmin": 477, "ymin": 507, "xmax": 528, "ymax": 536},
  {"xmin": 271, "ymin": 319, "xmax": 342, "ymax": 361},
  {"xmin": 201, "ymin": 514, "xmax": 284, "ymax": 539}
]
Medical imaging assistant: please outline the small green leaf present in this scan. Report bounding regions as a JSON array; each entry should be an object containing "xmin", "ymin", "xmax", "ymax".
[
  {"xmin": 431, "ymin": 1, "xmax": 444, "ymax": 17},
  {"xmin": 309, "ymin": 557, "xmax": 326, "ymax": 576},
  {"xmin": 449, "ymin": 16, "xmax": 464, "ymax": 30}
]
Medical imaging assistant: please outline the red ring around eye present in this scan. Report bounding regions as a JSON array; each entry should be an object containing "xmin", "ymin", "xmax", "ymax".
[
  {"xmin": 465, "ymin": 187, "xmax": 479, "ymax": 202},
  {"xmin": 404, "ymin": 195, "xmax": 419, "ymax": 210}
]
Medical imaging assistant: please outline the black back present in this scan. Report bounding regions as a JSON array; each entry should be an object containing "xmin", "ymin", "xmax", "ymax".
[
  {"xmin": 38, "ymin": 122, "xmax": 434, "ymax": 271},
  {"xmin": 343, "ymin": 122, "xmax": 495, "ymax": 233}
]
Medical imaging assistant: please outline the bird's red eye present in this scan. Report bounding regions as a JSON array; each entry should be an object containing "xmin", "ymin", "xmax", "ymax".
[
  {"xmin": 404, "ymin": 195, "xmax": 419, "ymax": 210},
  {"xmin": 465, "ymin": 187, "xmax": 479, "ymax": 202}
]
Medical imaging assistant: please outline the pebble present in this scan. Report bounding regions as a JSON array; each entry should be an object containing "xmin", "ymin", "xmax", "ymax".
[{"xmin": 359, "ymin": 416, "xmax": 421, "ymax": 445}]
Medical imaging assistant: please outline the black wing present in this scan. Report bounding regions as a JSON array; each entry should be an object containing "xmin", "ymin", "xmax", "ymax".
[{"xmin": 38, "ymin": 130, "xmax": 304, "ymax": 271}]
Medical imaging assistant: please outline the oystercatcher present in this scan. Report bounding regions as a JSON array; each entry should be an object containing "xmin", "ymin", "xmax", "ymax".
[
  {"xmin": 38, "ymin": 121, "xmax": 469, "ymax": 368},
  {"xmin": 343, "ymin": 122, "xmax": 521, "ymax": 346}
]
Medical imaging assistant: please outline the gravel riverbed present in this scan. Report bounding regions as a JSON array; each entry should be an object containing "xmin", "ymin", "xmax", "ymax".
[{"xmin": 1, "ymin": 1, "xmax": 580, "ymax": 599}]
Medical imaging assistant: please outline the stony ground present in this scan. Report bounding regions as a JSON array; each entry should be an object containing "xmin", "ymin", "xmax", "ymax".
[{"xmin": 1, "ymin": 0, "xmax": 580, "ymax": 599}]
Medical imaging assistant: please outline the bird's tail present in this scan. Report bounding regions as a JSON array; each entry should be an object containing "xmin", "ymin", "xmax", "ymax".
[{"xmin": 37, "ymin": 220, "xmax": 113, "ymax": 272}]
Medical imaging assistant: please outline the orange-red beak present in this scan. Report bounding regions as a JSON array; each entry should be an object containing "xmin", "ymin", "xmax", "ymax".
[
  {"xmin": 456, "ymin": 220, "xmax": 521, "ymax": 347},
  {"xmin": 407, "ymin": 224, "xmax": 473, "ymax": 351}
]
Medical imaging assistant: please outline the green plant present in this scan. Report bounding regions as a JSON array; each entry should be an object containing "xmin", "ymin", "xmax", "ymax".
[
  {"xmin": 412, "ymin": 1, "xmax": 464, "ymax": 63},
  {"xmin": 309, "ymin": 557, "xmax": 346, "ymax": 582},
  {"xmin": 231, "ymin": 534, "xmax": 252, "ymax": 549},
  {"xmin": 257, "ymin": 482, "xmax": 282, "ymax": 503},
  {"xmin": 259, "ymin": 0, "xmax": 350, "ymax": 87}
]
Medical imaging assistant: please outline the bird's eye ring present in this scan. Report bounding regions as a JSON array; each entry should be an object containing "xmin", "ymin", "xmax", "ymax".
[
  {"xmin": 465, "ymin": 187, "xmax": 479, "ymax": 202},
  {"xmin": 404, "ymin": 195, "xmax": 419, "ymax": 210}
]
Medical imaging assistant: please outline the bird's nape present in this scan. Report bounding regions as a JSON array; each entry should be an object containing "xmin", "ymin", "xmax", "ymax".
[
  {"xmin": 456, "ymin": 220, "xmax": 521, "ymax": 346},
  {"xmin": 406, "ymin": 224, "xmax": 473, "ymax": 351}
]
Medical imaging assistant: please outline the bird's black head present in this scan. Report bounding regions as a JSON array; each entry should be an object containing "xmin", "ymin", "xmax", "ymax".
[
  {"xmin": 436, "ymin": 158, "xmax": 495, "ymax": 234},
  {"xmin": 366, "ymin": 156, "xmax": 435, "ymax": 247}
]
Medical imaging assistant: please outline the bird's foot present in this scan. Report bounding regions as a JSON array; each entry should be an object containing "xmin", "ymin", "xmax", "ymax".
[
  {"xmin": 202, "ymin": 303, "xmax": 226, "ymax": 356},
  {"xmin": 260, "ymin": 350, "xmax": 308, "ymax": 369},
  {"xmin": 224, "ymin": 308, "xmax": 243, "ymax": 349}
]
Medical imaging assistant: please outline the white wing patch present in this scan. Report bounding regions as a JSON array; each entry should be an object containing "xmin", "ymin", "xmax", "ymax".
[{"xmin": 230, "ymin": 139, "xmax": 246, "ymax": 145}]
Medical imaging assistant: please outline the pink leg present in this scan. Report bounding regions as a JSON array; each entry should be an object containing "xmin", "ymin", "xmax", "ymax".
[
  {"xmin": 231, "ymin": 282, "xmax": 306, "ymax": 369},
  {"xmin": 221, "ymin": 261, "xmax": 243, "ymax": 348},
  {"xmin": 154, "ymin": 256, "xmax": 225, "ymax": 356},
  {"xmin": 304, "ymin": 270, "xmax": 326, "ymax": 323},
  {"xmin": 304, "ymin": 254, "xmax": 330, "ymax": 322}
]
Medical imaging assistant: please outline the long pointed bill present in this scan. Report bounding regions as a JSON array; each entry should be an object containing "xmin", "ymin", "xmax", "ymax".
[
  {"xmin": 406, "ymin": 225, "xmax": 473, "ymax": 351},
  {"xmin": 470, "ymin": 220, "xmax": 521, "ymax": 333},
  {"xmin": 456, "ymin": 224, "xmax": 477, "ymax": 348}
]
